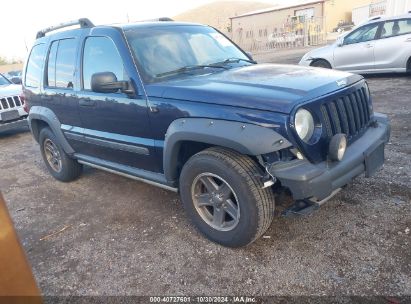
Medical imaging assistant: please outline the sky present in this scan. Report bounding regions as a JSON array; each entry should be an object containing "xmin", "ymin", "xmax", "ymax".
[{"xmin": 0, "ymin": 0, "xmax": 286, "ymax": 61}]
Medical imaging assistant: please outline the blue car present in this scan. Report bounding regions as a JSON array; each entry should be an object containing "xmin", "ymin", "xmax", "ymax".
[{"xmin": 23, "ymin": 18, "xmax": 390, "ymax": 247}]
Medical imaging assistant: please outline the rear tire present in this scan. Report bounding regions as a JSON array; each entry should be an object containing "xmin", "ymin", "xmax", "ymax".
[
  {"xmin": 179, "ymin": 147, "xmax": 275, "ymax": 247},
  {"xmin": 311, "ymin": 59, "xmax": 332, "ymax": 69},
  {"xmin": 407, "ymin": 57, "xmax": 411, "ymax": 74},
  {"xmin": 39, "ymin": 127, "xmax": 82, "ymax": 182}
]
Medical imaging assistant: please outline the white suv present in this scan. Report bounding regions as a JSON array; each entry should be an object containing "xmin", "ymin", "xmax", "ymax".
[
  {"xmin": 299, "ymin": 13, "xmax": 411, "ymax": 74},
  {"xmin": 0, "ymin": 73, "xmax": 27, "ymax": 132}
]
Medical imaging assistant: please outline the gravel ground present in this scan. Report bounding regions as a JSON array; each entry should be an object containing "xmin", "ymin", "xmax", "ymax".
[{"xmin": 0, "ymin": 62, "xmax": 410, "ymax": 299}]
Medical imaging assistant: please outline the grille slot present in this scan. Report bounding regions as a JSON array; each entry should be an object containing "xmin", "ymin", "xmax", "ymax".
[
  {"xmin": 320, "ymin": 86, "xmax": 372, "ymax": 140},
  {"xmin": 0, "ymin": 96, "xmax": 22, "ymax": 110}
]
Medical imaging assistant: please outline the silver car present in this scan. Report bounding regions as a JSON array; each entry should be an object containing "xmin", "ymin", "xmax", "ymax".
[{"xmin": 299, "ymin": 13, "xmax": 411, "ymax": 74}]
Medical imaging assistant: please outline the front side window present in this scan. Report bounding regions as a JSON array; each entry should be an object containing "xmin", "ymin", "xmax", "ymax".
[
  {"xmin": 124, "ymin": 25, "xmax": 249, "ymax": 82},
  {"xmin": 381, "ymin": 19, "xmax": 411, "ymax": 38},
  {"xmin": 344, "ymin": 23, "xmax": 380, "ymax": 45},
  {"xmin": 25, "ymin": 43, "xmax": 46, "ymax": 88},
  {"xmin": 82, "ymin": 36, "xmax": 127, "ymax": 90},
  {"xmin": 46, "ymin": 39, "xmax": 77, "ymax": 89}
]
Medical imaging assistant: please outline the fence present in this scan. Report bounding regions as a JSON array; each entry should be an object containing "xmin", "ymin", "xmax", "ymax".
[{"xmin": 231, "ymin": 16, "xmax": 326, "ymax": 54}]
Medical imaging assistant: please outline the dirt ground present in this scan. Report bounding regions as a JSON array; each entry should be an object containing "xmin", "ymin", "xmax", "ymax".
[{"xmin": 0, "ymin": 56, "xmax": 410, "ymax": 299}]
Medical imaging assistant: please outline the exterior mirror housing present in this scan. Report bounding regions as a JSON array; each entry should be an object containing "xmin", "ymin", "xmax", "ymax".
[
  {"xmin": 336, "ymin": 36, "xmax": 344, "ymax": 47},
  {"xmin": 91, "ymin": 72, "xmax": 132, "ymax": 95}
]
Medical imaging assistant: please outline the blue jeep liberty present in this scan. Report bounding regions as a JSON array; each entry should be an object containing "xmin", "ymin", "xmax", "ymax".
[{"xmin": 23, "ymin": 19, "xmax": 390, "ymax": 247}]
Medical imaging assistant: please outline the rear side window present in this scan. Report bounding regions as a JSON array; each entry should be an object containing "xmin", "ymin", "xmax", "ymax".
[
  {"xmin": 25, "ymin": 44, "xmax": 46, "ymax": 88},
  {"xmin": 46, "ymin": 38, "xmax": 77, "ymax": 89},
  {"xmin": 82, "ymin": 36, "xmax": 127, "ymax": 90},
  {"xmin": 381, "ymin": 19, "xmax": 411, "ymax": 38}
]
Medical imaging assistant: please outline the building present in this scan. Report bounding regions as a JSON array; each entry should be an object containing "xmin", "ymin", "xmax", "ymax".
[
  {"xmin": 353, "ymin": 0, "xmax": 411, "ymax": 25},
  {"xmin": 230, "ymin": 0, "xmax": 374, "ymax": 52}
]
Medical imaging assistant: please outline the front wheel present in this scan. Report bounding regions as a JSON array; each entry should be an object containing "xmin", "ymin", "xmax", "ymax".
[{"xmin": 179, "ymin": 147, "xmax": 275, "ymax": 247}]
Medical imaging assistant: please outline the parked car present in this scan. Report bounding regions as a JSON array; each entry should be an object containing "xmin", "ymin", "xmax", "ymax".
[
  {"xmin": 0, "ymin": 73, "xmax": 27, "ymax": 132},
  {"xmin": 299, "ymin": 13, "xmax": 411, "ymax": 73},
  {"xmin": 5, "ymin": 70, "xmax": 23, "ymax": 84},
  {"xmin": 24, "ymin": 18, "xmax": 390, "ymax": 247}
]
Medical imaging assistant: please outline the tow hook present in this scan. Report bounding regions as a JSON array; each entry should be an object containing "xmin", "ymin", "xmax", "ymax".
[{"xmin": 260, "ymin": 173, "xmax": 275, "ymax": 189}]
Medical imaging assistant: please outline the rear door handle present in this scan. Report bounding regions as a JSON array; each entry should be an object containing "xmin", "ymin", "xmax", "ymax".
[
  {"xmin": 79, "ymin": 98, "xmax": 96, "ymax": 107},
  {"xmin": 405, "ymin": 37, "xmax": 411, "ymax": 42},
  {"xmin": 365, "ymin": 43, "xmax": 373, "ymax": 48}
]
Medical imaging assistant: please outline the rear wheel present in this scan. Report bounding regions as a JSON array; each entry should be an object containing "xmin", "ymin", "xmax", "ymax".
[
  {"xmin": 179, "ymin": 147, "xmax": 275, "ymax": 247},
  {"xmin": 39, "ymin": 127, "xmax": 82, "ymax": 182},
  {"xmin": 407, "ymin": 57, "xmax": 411, "ymax": 74},
  {"xmin": 311, "ymin": 59, "xmax": 332, "ymax": 69}
]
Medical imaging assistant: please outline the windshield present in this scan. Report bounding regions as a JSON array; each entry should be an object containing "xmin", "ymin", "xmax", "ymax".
[
  {"xmin": 0, "ymin": 73, "xmax": 11, "ymax": 86},
  {"xmin": 124, "ymin": 25, "xmax": 250, "ymax": 82}
]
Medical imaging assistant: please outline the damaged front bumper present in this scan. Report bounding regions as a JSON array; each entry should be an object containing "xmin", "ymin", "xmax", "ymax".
[{"xmin": 268, "ymin": 113, "xmax": 390, "ymax": 201}]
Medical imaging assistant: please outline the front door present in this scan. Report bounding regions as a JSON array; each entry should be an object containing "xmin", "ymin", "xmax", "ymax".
[
  {"xmin": 74, "ymin": 36, "xmax": 155, "ymax": 171},
  {"xmin": 334, "ymin": 22, "xmax": 381, "ymax": 72}
]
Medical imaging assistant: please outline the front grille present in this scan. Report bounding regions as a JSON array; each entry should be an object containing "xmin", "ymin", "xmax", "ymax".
[
  {"xmin": 0, "ymin": 96, "xmax": 24, "ymax": 110},
  {"xmin": 320, "ymin": 86, "xmax": 371, "ymax": 140}
]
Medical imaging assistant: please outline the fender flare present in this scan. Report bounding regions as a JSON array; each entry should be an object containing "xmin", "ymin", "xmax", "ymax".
[
  {"xmin": 163, "ymin": 118, "xmax": 292, "ymax": 182},
  {"xmin": 28, "ymin": 106, "xmax": 75, "ymax": 154}
]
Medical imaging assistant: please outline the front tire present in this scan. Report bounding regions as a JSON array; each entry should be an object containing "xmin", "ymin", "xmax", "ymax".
[
  {"xmin": 179, "ymin": 147, "xmax": 275, "ymax": 247},
  {"xmin": 311, "ymin": 59, "xmax": 332, "ymax": 69},
  {"xmin": 39, "ymin": 127, "xmax": 82, "ymax": 182}
]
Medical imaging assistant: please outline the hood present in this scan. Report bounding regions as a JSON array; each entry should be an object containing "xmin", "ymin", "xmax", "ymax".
[
  {"xmin": 0, "ymin": 84, "xmax": 22, "ymax": 98},
  {"xmin": 145, "ymin": 64, "xmax": 362, "ymax": 114}
]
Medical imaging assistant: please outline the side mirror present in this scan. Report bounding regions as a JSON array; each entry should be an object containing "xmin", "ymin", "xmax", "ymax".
[
  {"xmin": 246, "ymin": 51, "xmax": 254, "ymax": 60},
  {"xmin": 336, "ymin": 37, "xmax": 344, "ymax": 47},
  {"xmin": 91, "ymin": 72, "xmax": 133, "ymax": 95},
  {"xmin": 10, "ymin": 77, "xmax": 22, "ymax": 84}
]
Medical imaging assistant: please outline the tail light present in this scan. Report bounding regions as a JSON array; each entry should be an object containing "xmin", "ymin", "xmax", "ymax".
[{"xmin": 21, "ymin": 94, "xmax": 28, "ymax": 113}]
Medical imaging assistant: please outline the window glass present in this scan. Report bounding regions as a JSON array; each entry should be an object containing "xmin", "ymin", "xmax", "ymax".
[
  {"xmin": 25, "ymin": 44, "xmax": 46, "ymax": 88},
  {"xmin": 344, "ymin": 23, "xmax": 379, "ymax": 45},
  {"xmin": 381, "ymin": 19, "xmax": 411, "ymax": 38},
  {"xmin": 54, "ymin": 39, "xmax": 77, "ymax": 89},
  {"xmin": 82, "ymin": 36, "xmax": 127, "ymax": 90},
  {"xmin": 46, "ymin": 41, "xmax": 58, "ymax": 87},
  {"xmin": 125, "ymin": 25, "xmax": 249, "ymax": 82},
  {"xmin": 0, "ymin": 74, "xmax": 11, "ymax": 85}
]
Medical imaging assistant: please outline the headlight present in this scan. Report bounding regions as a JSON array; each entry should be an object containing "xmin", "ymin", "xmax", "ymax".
[{"xmin": 295, "ymin": 108, "xmax": 314, "ymax": 143}]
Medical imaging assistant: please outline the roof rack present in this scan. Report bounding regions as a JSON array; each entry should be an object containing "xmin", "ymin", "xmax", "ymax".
[
  {"xmin": 36, "ymin": 18, "xmax": 94, "ymax": 39},
  {"xmin": 138, "ymin": 17, "xmax": 174, "ymax": 22}
]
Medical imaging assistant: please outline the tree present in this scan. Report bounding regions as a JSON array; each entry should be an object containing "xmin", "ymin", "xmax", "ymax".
[{"xmin": 0, "ymin": 56, "xmax": 8, "ymax": 65}]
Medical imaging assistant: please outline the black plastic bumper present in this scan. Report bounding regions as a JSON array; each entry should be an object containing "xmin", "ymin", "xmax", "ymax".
[
  {"xmin": 0, "ymin": 118, "xmax": 28, "ymax": 132},
  {"xmin": 269, "ymin": 113, "xmax": 390, "ymax": 201}
]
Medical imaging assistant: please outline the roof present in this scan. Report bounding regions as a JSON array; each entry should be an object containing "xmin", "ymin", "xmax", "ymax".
[{"xmin": 230, "ymin": 0, "xmax": 324, "ymax": 19}]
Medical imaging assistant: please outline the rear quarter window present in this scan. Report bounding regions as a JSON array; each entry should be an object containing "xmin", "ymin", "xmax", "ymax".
[{"xmin": 25, "ymin": 44, "xmax": 46, "ymax": 88}]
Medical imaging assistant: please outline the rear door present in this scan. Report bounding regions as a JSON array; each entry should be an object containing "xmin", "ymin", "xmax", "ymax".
[
  {"xmin": 374, "ymin": 18, "xmax": 411, "ymax": 72},
  {"xmin": 43, "ymin": 38, "xmax": 83, "ymax": 136},
  {"xmin": 333, "ymin": 22, "xmax": 381, "ymax": 72}
]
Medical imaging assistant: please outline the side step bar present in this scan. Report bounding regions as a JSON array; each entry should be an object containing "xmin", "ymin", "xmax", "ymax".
[{"xmin": 75, "ymin": 154, "xmax": 178, "ymax": 192}]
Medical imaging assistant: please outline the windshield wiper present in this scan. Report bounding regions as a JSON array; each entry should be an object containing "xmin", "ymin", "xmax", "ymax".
[
  {"xmin": 156, "ymin": 64, "xmax": 227, "ymax": 78},
  {"xmin": 219, "ymin": 57, "xmax": 257, "ymax": 65}
]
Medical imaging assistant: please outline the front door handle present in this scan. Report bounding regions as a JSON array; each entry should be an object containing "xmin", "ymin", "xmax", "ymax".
[
  {"xmin": 79, "ymin": 98, "xmax": 96, "ymax": 107},
  {"xmin": 405, "ymin": 37, "xmax": 411, "ymax": 42},
  {"xmin": 365, "ymin": 43, "xmax": 373, "ymax": 48}
]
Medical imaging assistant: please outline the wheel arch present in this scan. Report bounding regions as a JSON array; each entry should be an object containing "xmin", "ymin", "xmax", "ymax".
[
  {"xmin": 28, "ymin": 106, "xmax": 75, "ymax": 154},
  {"xmin": 310, "ymin": 58, "xmax": 332, "ymax": 68},
  {"xmin": 163, "ymin": 118, "xmax": 292, "ymax": 183}
]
